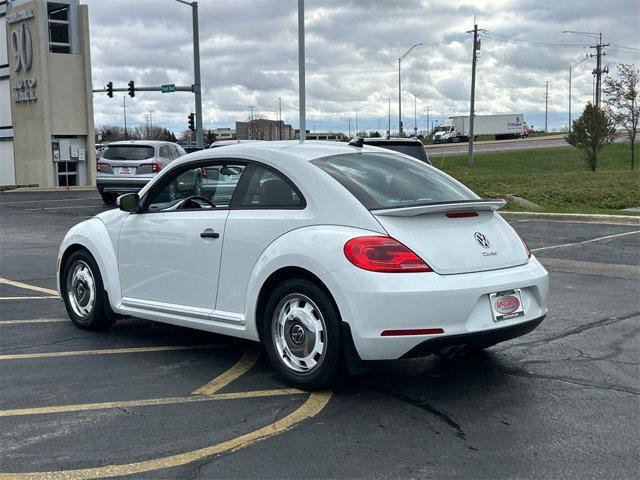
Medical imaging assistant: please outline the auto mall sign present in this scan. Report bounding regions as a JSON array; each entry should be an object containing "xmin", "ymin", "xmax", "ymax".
[{"xmin": 9, "ymin": 8, "xmax": 37, "ymax": 103}]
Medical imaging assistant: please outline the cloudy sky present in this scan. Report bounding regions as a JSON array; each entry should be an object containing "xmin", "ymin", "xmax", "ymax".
[{"xmin": 87, "ymin": 0, "xmax": 640, "ymax": 135}]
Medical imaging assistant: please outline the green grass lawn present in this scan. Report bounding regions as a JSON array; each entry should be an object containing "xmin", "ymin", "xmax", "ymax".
[{"xmin": 437, "ymin": 143, "xmax": 640, "ymax": 215}]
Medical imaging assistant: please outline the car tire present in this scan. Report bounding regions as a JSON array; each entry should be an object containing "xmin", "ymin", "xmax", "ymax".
[
  {"xmin": 61, "ymin": 250, "xmax": 117, "ymax": 331},
  {"xmin": 100, "ymin": 192, "xmax": 118, "ymax": 206},
  {"xmin": 262, "ymin": 278, "xmax": 342, "ymax": 390}
]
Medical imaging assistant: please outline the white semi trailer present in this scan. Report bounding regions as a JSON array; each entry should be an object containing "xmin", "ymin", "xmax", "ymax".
[{"xmin": 433, "ymin": 114, "xmax": 526, "ymax": 143}]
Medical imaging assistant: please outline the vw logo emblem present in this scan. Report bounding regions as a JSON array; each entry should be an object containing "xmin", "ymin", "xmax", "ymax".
[
  {"xmin": 474, "ymin": 232, "xmax": 490, "ymax": 249},
  {"xmin": 290, "ymin": 324, "xmax": 305, "ymax": 345}
]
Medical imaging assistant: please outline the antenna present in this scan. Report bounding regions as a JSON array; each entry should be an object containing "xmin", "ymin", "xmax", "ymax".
[{"xmin": 298, "ymin": 0, "xmax": 306, "ymax": 143}]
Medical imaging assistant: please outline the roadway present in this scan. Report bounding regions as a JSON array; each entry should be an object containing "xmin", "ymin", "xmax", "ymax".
[{"xmin": 425, "ymin": 135, "xmax": 568, "ymax": 156}]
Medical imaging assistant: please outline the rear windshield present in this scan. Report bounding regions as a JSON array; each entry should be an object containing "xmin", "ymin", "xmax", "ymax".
[
  {"xmin": 102, "ymin": 145, "xmax": 154, "ymax": 161},
  {"xmin": 373, "ymin": 143, "xmax": 429, "ymax": 163},
  {"xmin": 311, "ymin": 152, "xmax": 477, "ymax": 210}
]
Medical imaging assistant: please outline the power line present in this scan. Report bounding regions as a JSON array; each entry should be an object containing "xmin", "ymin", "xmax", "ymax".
[{"xmin": 482, "ymin": 30, "xmax": 588, "ymax": 49}]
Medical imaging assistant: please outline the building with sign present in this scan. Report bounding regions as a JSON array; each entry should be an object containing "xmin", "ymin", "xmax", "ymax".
[{"xmin": 1, "ymin": 0, "xmax": 95, "ymax": 188}]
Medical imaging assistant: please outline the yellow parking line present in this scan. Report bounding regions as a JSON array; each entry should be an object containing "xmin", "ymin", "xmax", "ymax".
[
  {"xmin": 0, "ymin": 296, "xmax": 59, "ymax": 301},
  {"xmin": 0, "ymin": 318, "xmax": 68, "ymax": 325},
  {"xmin": 192, "ymin": 349, "xmax": 260, "ymax": 395},
  {"xmin": 0, "ymin": 277, "xmax": 58, "ymax": 296},
  {"xmin": 0, "ymin": 391, "xmax": 332, "ymax": 480},
  {"xmin": 0, "ymin": 388, "xmax": 304, "ymax": 418},
  {"xmin": 0, "ymin": 344, "xmax": 217, "ymax": 361}
]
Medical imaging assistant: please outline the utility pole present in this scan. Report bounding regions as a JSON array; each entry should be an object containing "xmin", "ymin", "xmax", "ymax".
[
  {"xmin": 122, "ymin": 96, "xmax": 128, "ymax": 139},
  {"xmin": 387, "ymin": 97, "xmax": 391, "ymax": 137},
  {"xmin": 467, "ymin": 23, "xmax": 480, "ymax": 168},
  {"xmin": 545, "ymin": 81, "xmax": 549, "ymax": 132},
  {"xmin": 248, "ymin": 106, "xmax": 255, "ymax": 139},
  {"xmin": 563, "ymin": 31, "xmax": 608, "ymax": 110},
  {"xmin": 278, "ymin": 97, "xmax": 282, "ymax": 140},
  {"xmin": 298, "ymin": 0, "xmax": 306, "ymax": 143},
  {"xmin": 398, "ymin": 43, "xmax": 422, "ymax": 137},
  {"xmin": 592, "ymin": 33, "xmax": 609, "ymax": 109}
]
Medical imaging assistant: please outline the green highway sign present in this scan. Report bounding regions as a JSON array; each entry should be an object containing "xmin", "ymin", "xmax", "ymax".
[{"xmin": 161, "ymin": 84, "xmax": 176, "ymax": 93}]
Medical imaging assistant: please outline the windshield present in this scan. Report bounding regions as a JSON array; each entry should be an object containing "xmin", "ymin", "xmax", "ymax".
[
  {"xmin": 311, "ymin": 152, "xmax": 477, "ymax": 210},
  {"xmin": 102, "ymin": 145, "xmax": 155, "ymax": 161}
]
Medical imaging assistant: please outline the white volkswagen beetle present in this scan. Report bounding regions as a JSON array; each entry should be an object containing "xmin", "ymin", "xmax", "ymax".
[{"xmin": 57, "ymin": 141, "xmax": 548, "ymax": 389}]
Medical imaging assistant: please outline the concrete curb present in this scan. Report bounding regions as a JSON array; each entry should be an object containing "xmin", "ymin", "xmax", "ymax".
[
  {"xmin": 1, "ymin": 186, "xmax": 96, "ymax": 193},
  {"xmin": 501, "ymin": 211, "xmax": 640, "ymax": 226}
]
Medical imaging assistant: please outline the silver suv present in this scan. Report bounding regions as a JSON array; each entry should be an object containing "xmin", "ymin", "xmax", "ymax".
[{"xmin": 96, "ymin": 140, "xmax": 187, "ymax": 205}]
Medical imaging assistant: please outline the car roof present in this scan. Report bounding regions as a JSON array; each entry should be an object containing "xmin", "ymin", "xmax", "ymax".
[
  {"xmin": 106, "ymin": 140, "xmax": 175, "ymax": 147},
  {"xmin": 170, "ymin": 140, "xmax": 393, "ymax": 167}
]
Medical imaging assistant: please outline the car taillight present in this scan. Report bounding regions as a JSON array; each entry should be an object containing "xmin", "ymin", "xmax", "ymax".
[
  {"xmin": 139, "ymin": 162, "xmax": 162, "ymax": 173},
  {"xmin": 509, "ymin": 225, "xmax": 532, "ymax": 259},
  {"xmin": 344, "ymin": 236, "xmax": 431, "ymax": 273},
  {"xmin": 96, "ymin": 162, "xmax": 110, "ymax": 172}
]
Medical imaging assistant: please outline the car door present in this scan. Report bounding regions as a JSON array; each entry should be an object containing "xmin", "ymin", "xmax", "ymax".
[
  {"xmin": 118, "ymin": 160, "xmax": 247, "ymax": 313},
  {"xmin": 216, "ymin": 163, "xmax": 309, "ymax": 317}
]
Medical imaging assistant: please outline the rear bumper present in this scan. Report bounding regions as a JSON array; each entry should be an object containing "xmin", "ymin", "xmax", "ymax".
[
  {"xmin": 96, "ymin": 175, "xmax": 154, "ymax": 193},
  {"xmin": 400, "ymin": 315, "xmax": 544, "ymax": 358},
  {"xmin": 321, "ymin": 257, "xmax": 549, "ymax": 360}
]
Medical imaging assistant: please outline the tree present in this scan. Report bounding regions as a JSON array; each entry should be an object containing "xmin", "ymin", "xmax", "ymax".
[
  {"xmin": 604, "ymin": 63, "xmax": 639, "ymax": 170},
  {"xmin": 565, "ymin": 103, "xmax": 615, "ymax": 172}
]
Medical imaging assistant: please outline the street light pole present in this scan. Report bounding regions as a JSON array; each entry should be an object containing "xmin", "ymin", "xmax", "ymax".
[
  {"xmin": 398, "ymin": 43, "xmax": 422, "ymax": 137},
  {"xmin": 413, "ymin": 90, "xmax": 425, "ymax": 137},
  {"xmin": 569, "ymin": 55, "xmax": 588, "ymax": 132},
  {"xmin": 298, "ymin": 0, "xmax": 306, "ymax": 143},
  {"xmin": 175, "ymin": 0, "xmax": 203, "ymax": 148},
  {"xmin": 278, "ymin": 97, "xmax": 282, "ymax": 140},
  {"xmin": 355, "ymin": 103, "xmax": 367, "ymax": 138},
  {"xmin": 387, "ymin": 97, "xmax": 391, "ymax": 137}
]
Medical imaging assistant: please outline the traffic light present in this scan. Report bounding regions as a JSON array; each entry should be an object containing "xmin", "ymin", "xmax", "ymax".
[
  {"xmin": 106, "ymin": 81, "xmax": 113, "ymax": 98},
  {"xmin": 127, "ymin": 80, "xmax": 135, "ymax": 97},
  {"xmin": 188, "ymin": 113, "xmax": 195, "ymax": 131}
]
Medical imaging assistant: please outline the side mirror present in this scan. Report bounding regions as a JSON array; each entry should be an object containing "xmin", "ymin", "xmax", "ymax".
[{"xmin": 117, "ymin": 193, "xmax": 140, "ymax": 213}]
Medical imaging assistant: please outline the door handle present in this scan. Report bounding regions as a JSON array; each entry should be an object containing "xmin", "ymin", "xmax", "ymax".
[{"xmin": 200, "ymin": 229, "xmax": 220, "ymax": 239}]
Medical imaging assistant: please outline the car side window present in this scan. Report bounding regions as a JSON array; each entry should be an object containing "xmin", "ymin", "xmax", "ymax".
[
  {"xmin": 239, "ymin": 165, "xmax": 303, "ymax": 208},
  {"xmin": 159, "ymin": 146, "xmax": 171, "ymax": 160},
  {"xmin": 146, "ymin": 163, "xmax": 246, "ymax": 212}
]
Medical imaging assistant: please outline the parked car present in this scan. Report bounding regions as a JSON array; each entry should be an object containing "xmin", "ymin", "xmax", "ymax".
[
  {"xmin": 58, "ymin": 141, "xmax": 548, "ymax": 389},
  {"xmin": 362, "ymin": 137, "xmax": 431, "ymax": 164},
  {"xmin": 96, "ymin": 140, "xmax": 187, "ymax": 205},
  {"xmin": 209, "ymin": 139, "xmax": 261, "ymax": 148}
]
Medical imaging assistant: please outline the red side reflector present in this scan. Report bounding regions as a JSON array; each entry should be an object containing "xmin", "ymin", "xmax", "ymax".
[
  {"xmin": 446, "ymin": 211, "xmax": 478, "ymax": 218},
  {"xmin": 381, "ymin": 328, "xmax": 444, "ymax": 336}
]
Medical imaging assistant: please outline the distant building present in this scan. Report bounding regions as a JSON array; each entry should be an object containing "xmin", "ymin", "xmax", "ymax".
[
  {"xmin": 236, "ymin": 119, "xmax": 294, "ymax": 141},
  {"xmin": 212, "ymin": 127, "xmax": 235, "ymax": 140},
  {"xmin": 1, "ymin": 0, "xmax": 95, "ymax": 188},
  {"xmin": 305, "ymin": 131, "xmax": 347, "ymax": 142}
]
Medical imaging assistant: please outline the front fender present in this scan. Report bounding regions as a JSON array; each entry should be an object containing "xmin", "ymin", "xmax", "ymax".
[
  {"xmin": 57, "ymin": 217, "xmax": 123, "ymax": 311},
  {"xmin": 242, "ymin": 225, "xmax": 383, "ymax": 337}
]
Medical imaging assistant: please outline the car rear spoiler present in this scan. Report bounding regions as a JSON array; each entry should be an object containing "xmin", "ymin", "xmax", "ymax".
[{"xmin": 373, "ymin": 199, "xmax": 507, "ymax": 217}]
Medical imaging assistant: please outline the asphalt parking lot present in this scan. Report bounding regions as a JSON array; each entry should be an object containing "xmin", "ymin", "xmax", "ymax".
[{"xmin": 1, "ymin": 190, "xmax": 638, "ymax": 479}]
